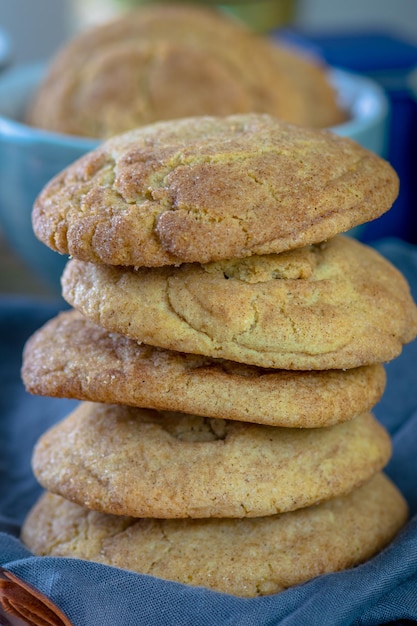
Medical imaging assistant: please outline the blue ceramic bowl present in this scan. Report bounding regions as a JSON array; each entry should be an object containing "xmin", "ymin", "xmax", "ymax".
[
  {"xmin": 328, "ymin": 67, "xmax": 389, "ymax": 157},
  {"xmin": 0, "ymin": 63, "xmax": 99, "ymax": 292},
  {"xmin": 0, "ymin": 62, "xmax": 389, "ymax": 293},
  {"xmin": 0, "ymin": 27, "xmax": 11, "ymax": 71}
]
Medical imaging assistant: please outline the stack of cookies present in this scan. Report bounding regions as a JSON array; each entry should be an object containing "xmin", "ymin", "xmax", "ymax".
[{"xmin": 21, "ymin": 114, "xmax": 417, "ymax": 597}]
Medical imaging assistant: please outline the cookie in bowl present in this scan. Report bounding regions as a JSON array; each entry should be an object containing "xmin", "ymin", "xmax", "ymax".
[{"xmin": 25, "ymin": 3, "xmax": 345, "ymax": 139}]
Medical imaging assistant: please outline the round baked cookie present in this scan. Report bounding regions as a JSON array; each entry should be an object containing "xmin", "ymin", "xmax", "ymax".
[
  {"xmin": 62, "ymin": 236, "xmax": 417, "ymax": 370},
  {"xmin": 22, "ymin": 309, "xmax": 386, "ymax": 428},
  {"xmin": 31, "ymin": 402, "xmax": 391, "ymax": 518},
  {"xmin": 25, "ymin": 4, "xmax": 344, "ymax": 139},
  {"xmin": 21, "ymin": 474, "xmax": 408, "ymax": 597},
  {"xmin": 33, "ymin": 114, "xmax": 398, "ymax": 267}
]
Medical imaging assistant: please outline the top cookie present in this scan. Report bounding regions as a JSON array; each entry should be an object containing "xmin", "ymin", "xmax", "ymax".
[
  {"xmin": 33, "ymin": 114, "xmax": 399, "ymax": 267},
  {"xmin": 26, "ymin": 4, "xmax": 344, "ymax": 138}
]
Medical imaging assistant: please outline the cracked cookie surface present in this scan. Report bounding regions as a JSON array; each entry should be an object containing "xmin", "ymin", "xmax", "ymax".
[
  {"xmin": 26, "ymin": 4, "xmax": 344, "ymax": 139},
  {"xmin": 21, "ymin": 473, "xmax": 408, "ymax": 597},
  {"xmin": 31, "ymin": 402, "xmax": 391, "ymax": 518},
  {"xmin": 22, "ymin": 309, "xmax": 386, "ymax": 427},
  {"xmin": 33, "ymin": 114, "xmax": 398, "ymax": 266},
  {"xmin": 61, "ymin": 236, "xmax": 417, "ymax": 369}
]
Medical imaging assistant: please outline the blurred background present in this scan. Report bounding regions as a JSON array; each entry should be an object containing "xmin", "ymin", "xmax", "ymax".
[
  {"xmin": 1, "ymin": 0, "xmax": 417, "ymax": 297},
  {"xmin": 2, "ymin": 0, "xmax": 417, "ymax": 63}
]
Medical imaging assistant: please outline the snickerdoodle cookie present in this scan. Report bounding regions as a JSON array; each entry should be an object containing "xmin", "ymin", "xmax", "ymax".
[
  {"xmin": 21, "ymin": 309, "xmax": 386, "ymax": 428},
  {"xmin": 32, "ymin": 114, "xmax": 398, "ymax": 267},
  {"xmin": 31, "ymin": 402, "xmax": 391, "ymax": 518},
  {"xmin": 26, "ymin": 4, "xmax": 344, "ymax": 139},
  {"xmin": 61, "ymin": 236, "xmax": 417, "ymax": 370},
  {"xmin": 21, "ymin": 473, "xmax": 408, "ymax": 597}
]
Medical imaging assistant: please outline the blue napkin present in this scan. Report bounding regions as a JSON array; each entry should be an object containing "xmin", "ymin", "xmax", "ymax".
[{"xmin": 1, "ymin": 239, "xmax": 417, "ymax": 626}]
